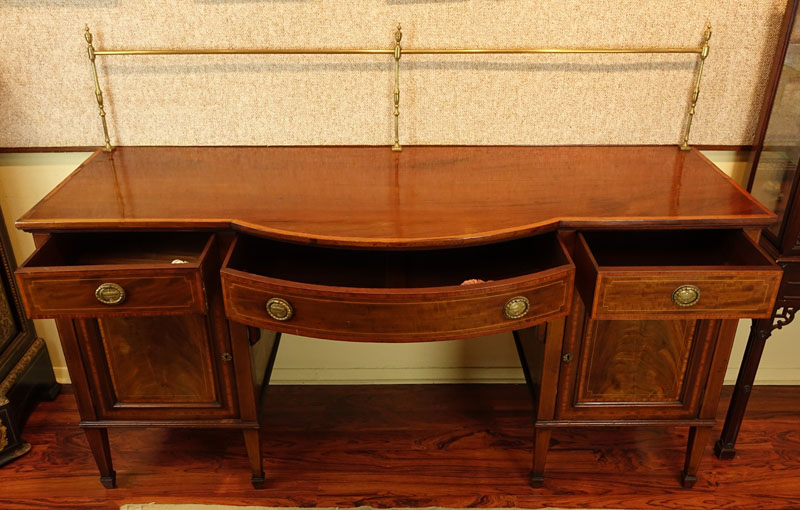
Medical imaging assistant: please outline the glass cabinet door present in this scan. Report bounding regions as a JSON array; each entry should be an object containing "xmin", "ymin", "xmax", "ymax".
[{"xmin": 750, "ymin": 8, "xmax": 800, "ymax": 242}]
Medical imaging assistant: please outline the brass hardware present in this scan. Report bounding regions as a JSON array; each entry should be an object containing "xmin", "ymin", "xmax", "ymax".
[
  {"xmin": 672, "ymin": 284, "xmax": 701, "ymax": 307},
  {"xmin": 85, "ymin": 26, "xmax": 114, "ymax": 153},
  {"xmin": 562, "ymin": 353, "xmax": 573, "ymax": 363},
  {"xmin": 95, "ymin": 282, "xmax": 126, "ymax": 305},
  {"xmin": 85, "ymin": 23, "xmax": 709, "ymax": 152},
  {"xmin": 221, "ymin": 352, "xmax": 233, "ymax": 362},
  {"xmin": 504, "ymin": 296, "xmax": 530, "ymax": 319},
  {"xmin": 392, "ymin": 24, "xmax": 403, "ymax": 152},
  {"xmin": 680, "ymin": 23, "xmax": 712, "ymax": 151},
  {"xmin": 266, "ymin": 297, "xmax": 294, "ymax": 321},
  {"xmin": 93, "ymin": 47, "xmax": 704, "ymax": 58}
]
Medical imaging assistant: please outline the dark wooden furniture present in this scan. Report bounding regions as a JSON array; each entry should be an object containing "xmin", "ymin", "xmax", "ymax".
[
  {"xmin": 13, "ymin": 145, "xmax": 779, "ymax": 488},
  {"xmin": 715, "ymin": 0, "xmax": 800, "ymax": 460},
  {"xmin": 0, "ymin": 204, "xmax": 59, "ymax": 467}
]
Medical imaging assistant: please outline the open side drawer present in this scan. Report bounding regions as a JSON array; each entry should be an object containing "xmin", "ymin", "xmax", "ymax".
[
  {"xmin": 573, "ymin": 229, "xmax": 782, "ymax": 320},
  {"xmin": 220, "ymin": 233, "xmax": 575, "ymax": 342},
  {"xmin": 15, "ymin": 232, "xmax": 214, "ymax": 318}
]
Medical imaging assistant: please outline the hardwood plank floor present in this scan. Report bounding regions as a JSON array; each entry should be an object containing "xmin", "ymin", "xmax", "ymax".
[{"xmin": 1, "ymin": 384, "xmax": 799, "ymax": 510}]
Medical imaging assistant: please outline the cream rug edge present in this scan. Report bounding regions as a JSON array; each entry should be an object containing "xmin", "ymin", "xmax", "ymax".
[{"xmin": 120, "ymin": 505, "xmax": 620, "ymax": 510}]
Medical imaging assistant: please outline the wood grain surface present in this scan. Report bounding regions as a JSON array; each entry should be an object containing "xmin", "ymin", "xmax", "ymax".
[
  {"xmin": 15, "ymin": 232, "xmax": 214, "ymax": 318},
  {"xmin": 1, "ymin": 384, "xmax": 798, "ymax": 510},
  {"xmin": 16, "ymin": 146, "xmax": 775, "ymax": 247},
  {"xmin": 573, "ymin": 230, "xmax": 783, "ymax": 319},
  {"xmin": 221, "ymin": 233, "xmax": 574, "ymax": 342}
]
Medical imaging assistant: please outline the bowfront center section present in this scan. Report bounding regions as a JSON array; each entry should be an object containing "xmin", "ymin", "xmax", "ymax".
[{"xmin": 220, "ymin": 232, "xmax": 575, "ymax": 342}]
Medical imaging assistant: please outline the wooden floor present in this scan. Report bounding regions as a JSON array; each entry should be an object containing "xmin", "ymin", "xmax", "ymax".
[{"xmin": 2, "ymin": 384, "xmax": 799, "ymax": 510}]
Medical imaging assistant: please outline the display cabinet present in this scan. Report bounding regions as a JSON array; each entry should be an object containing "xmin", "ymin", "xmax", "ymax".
[
  {"xmin": 715, "ymin": 0, "xmax": 800, "ymax": 460},
  {"xmin": 0, "ymin": 204, "xmax": 59, "ymax": 467}
]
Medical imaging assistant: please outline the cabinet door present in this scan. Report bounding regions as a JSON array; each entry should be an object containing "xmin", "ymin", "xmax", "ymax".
[
  {"xmin": 77, "ymin": 313, "xmax": 238, "ymax": 421},
  {"xmin": 556, "ymin": 299, "xmax": 721, "ymax": 421}
]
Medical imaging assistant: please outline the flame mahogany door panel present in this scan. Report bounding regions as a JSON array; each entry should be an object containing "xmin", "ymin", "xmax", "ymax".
[
  {"xmin": 76, "ymin": 314, "xmax": 237, "ymax": 420},
  {"xmin": 556, "ymin": 297, "xmax": 722, "ymax": 421}
]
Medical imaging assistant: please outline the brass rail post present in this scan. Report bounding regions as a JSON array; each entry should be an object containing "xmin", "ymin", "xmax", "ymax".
[
  {"xmin": 85, "ymin": 26, "xmax": 114, "ymax": 152},
  {"xmin": 680, "ymin": 23, "xmax": 712, "ymax": 151},
  {"xmin": 392, "ymin": 24, "xmax": 403, "ymax": 152}
]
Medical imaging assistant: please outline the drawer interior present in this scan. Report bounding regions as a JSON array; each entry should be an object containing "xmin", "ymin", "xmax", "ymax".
[
  {"xmin": 226, "ymin": 233, "xmax": 571, "ymax": 288},
  {"xmin": 25, "ymin": 232, "xmax": 212, "ymax": 268},
  {"xmin": 580, "ymin": 230, "xmax": 774, "ymax": 268}
]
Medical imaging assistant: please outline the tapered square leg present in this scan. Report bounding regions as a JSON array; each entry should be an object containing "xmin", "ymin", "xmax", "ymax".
[
  {"xmin": 530, "ymin": 428, "xmax": 552, "ymax": 488},
  {"xmin": 716, "ymin": 318, "xmax": 773, "ymax": 460},
  {"xmin": 83, "ymin": 428, "xmax": 116, "ymax": 489},
  {"xmin": 681, "ymin": 426, "xmax": 712, "ymax": 488},
  {"xmin": 243, "ymin": 429, "xmax": 265, "ymax": 489}
]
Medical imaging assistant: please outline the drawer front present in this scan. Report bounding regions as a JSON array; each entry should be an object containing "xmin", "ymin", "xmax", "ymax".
[
  {"xmin": 222, "ymin": 270, "xmax": 574, "ymax": 342},
  {"xmin": 592, "ymin": 271, "xmax": 781, "ymax": 319},
  {"xmin": 15, "ymin": 233, "xmax": 215, "ymax": 319},
  {"xmin": 17, "ymin": 270, "xmax": 206, "ymax": 318},
  {"xmin": 574, "ymin": 231, "xmax": 782, "ymax": 320}
]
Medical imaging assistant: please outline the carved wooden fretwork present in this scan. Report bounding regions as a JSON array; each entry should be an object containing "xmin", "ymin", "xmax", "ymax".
[{"xmin": 771, "ymin": 306, "xmax": 798, "ymax": 333}]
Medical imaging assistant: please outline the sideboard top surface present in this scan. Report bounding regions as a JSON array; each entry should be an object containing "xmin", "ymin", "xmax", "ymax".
[{"xmin": 17, "ymin": 145, "xmax": 775, "ymax": 248}]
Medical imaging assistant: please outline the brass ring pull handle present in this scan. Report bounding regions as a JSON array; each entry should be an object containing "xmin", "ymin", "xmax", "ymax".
[
  {"xmin": 266, "ymin": 297, "xmax": 294, "ymax": 321},
  {"xmin": 672, "ymin": 284, "xmax": 700, "ymax": 307},
  {"xmin": 503, "ymin": 296, "xmax": 530, "ymax": 319},
  {"xmin": 95, "ymin": 283, "xmax": 126, "ymax": 305}
]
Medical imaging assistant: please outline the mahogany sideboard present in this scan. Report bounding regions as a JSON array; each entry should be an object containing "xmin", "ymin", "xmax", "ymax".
[{"xmin": 13, "ymin": 145, "xmax": 781, "ymax": 489}]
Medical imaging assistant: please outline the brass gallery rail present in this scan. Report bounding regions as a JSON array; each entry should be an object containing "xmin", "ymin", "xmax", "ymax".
[{"xmin": 83, "ymin": 23, "xmax": 711, "ymax": 153}]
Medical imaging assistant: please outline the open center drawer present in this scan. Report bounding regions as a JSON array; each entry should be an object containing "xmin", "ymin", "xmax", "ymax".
[
  {"xmin": 220, "ymin": 233, "xmax": 575, "ymax": 341},
  {"xmin": 15, "ymin": 232, "xmax": 214, "ymax": 318},
  {"xmin": 573, "ymin": 229, "xmax": 782, "ymax": 320}
]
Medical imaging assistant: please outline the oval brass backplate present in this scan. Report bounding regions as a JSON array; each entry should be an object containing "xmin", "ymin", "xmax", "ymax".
[
  {"xmin": 672, "ymin": 284, "xmax": 701, "ymax": 307},
  {"xmin": 95, "ymin": 282, "xmax": 126, "ymax": 305},
  {"xmin": 266, "ymin": 297, "xmax": 294, "ymax": 321},
  {"xmin": 504, "ymin": 296, "xmax": 530, "ymax": 319}
]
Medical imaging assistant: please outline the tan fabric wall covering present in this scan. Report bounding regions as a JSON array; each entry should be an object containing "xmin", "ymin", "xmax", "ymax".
[{"xmin": 0, "ymin": 1, "xmax": 787, "ymax": 147}]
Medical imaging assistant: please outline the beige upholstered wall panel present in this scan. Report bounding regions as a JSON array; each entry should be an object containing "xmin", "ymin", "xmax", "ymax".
[{"xmin": 0, "ymin": 1, "xmax": 788, "ymax": 147}]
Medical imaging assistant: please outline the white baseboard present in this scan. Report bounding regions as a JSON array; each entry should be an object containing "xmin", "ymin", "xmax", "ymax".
[
  {"xmin": 270, "ymin": 367, "xmax": 527, "ymax": 384},
  {"xmin": 53, "ymin": 366, "xmax": 71, "ymax": 384},
  {"xmin": 724, "ymin": 367, "xmax": 800, "ymax": 385},
  {"xmin": 51, "ymin": 365, "xmax": 800, "ymax": 386}
]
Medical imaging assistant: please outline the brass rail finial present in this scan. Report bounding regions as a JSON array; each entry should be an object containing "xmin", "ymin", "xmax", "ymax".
[
  {"xmin": 392, "ymin": 23, "xmax": 403, "ymax": 152},
  {"xmin": 680, "ymin": 23, "xmax": 712, "ymax": 151},
  {"xmin": 85, "ymin": 25, "xmax": 114, "ymax": 152}
]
